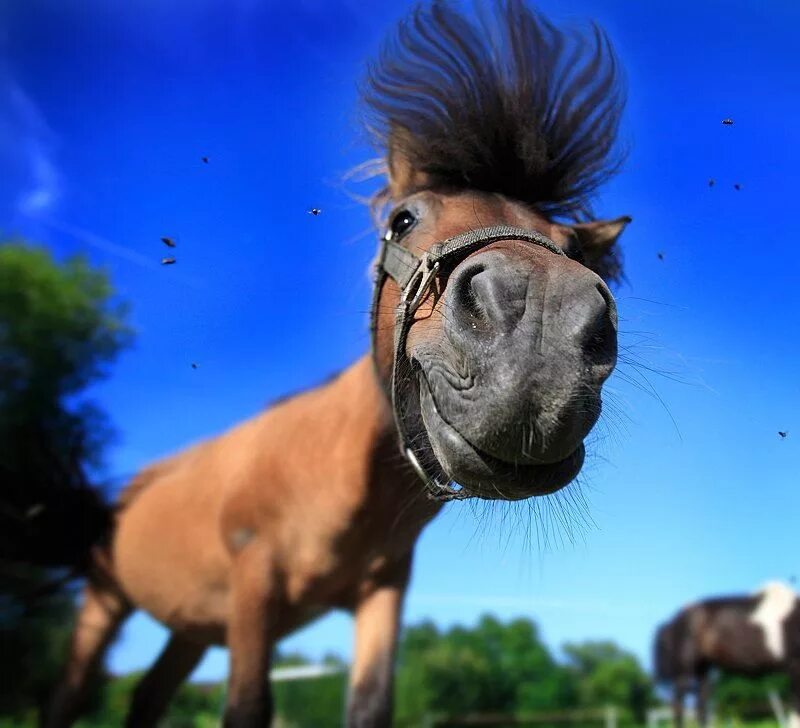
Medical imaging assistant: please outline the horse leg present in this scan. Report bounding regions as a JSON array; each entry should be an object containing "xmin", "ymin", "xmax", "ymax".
[
  {"xmin": 346, "ymin": 557, "xmax": 411, "ymax": 728},
  {"xmin": 787, "ymin": 658, "xmax": 800, "ymax": 728},
  {"xmin": 124, "ymin": 634, "xmax": 207, "ymax": 727},
  {"xmin": 672, "ymin": 679, "xmax": 687, "ymax": 728},
  {"xmin": 697, "ymin": 671, "xmax": 711, "ymax": 728},
  {"xmin": 223, "ymin": 544, "xmax": 279, "ymax": 728},
  {"xmin": 43, "ymin": 581, "xmax": 132, "ymax": 728}
]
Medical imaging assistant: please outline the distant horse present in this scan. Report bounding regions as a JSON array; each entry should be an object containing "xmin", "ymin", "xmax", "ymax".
[
  {"xmin": 36, "ymin": 2, "xmax": 631, "ymax": 726},
  {"xmin": 654, "ymin": 582, "xmax": 800, "ymax": 728}
]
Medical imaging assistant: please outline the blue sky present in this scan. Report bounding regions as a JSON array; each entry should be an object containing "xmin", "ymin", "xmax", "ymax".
[{"xmin": 2, "ymin": 0, "xmax": 799, "ymax": 682}]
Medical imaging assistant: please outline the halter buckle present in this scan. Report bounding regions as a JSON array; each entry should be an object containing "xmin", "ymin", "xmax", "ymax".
[{"xmin": 401, "ymin": 257, "xmax": 440, "ymax": 315}]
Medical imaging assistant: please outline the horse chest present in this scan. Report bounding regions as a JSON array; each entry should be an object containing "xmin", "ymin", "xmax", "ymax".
[
  {"xmin": 282, "ymin": 504, "xmax": 431, "ymax": 605},
  {"xmin": 748, "ymin": 585, "xmax": 798, "ymax": 661}
]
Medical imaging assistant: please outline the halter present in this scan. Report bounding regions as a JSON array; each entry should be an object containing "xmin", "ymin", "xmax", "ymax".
[{"xmin": 371, "ymin": 225, "xmax": 567, "ymax": 501}]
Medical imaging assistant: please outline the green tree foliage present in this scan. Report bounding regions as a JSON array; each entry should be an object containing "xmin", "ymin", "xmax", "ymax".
[
  {"xmin": 271, "ymin": 651, "xmax": 347, "ymax": 728},
  {"xmin": 394, "ymin": 615, "xmax": 577, "ymax": 726},
  {"xmin": 393, "ymin": 619, "xmax": 654, "ymax": 726},
  {"xmin": 562, "ymin": 640, "xmax": 655, "ymax": 722},
  {"xmin": 714, "ymin": 671, "xmax": 789, "ymax": 719},
  {"xmin": 0, "ymin": 242, "xmax": 132, "ymax": 567},
  {"xmin": 74, "ymin": 673, "xmax": 225, "ymax": 728},
  {"xmin": 0, "ymin": 241, "xmax": 132, "ymax": 718},
  {"xmin": 0, "ymin": 242, "xmax": 130, "ymax": 436}
]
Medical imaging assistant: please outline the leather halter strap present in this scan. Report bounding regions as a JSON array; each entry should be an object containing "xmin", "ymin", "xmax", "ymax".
[{"xmin": 371, "ymin": 225, "xmax": 566, "ymax": 501}]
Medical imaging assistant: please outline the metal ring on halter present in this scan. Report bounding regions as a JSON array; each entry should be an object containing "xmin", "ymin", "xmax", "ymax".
[
  {"xmin": 403, "ymin": 446, "xmax": 437, "ymax": 487},
  {"xmin": 402, "ymin": 258, "xmax": 440, "ymax": 315},
  {"xmin": 404, "ymin": 447, "xmax": 471, "ymax": 501}
]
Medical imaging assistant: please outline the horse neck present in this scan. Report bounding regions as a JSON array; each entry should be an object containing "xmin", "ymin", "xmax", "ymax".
[
  {"xmin": 307, "ymin": 355, "xmax": 441, "ymax": 518},
  {"xmin": 322, "ymin": 354, "xmax": 394, "ymax": 448}
]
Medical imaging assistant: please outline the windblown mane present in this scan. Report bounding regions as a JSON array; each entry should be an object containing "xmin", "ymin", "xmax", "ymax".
[{"xmin": 362, "ymin": 0, "xmax": 626, "ymax": 221}]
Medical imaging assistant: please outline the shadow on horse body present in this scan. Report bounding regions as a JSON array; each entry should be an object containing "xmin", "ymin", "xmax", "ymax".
[
  {"xmin": 43, "ymin": 2, "xmax": 632, "ymax": 726},
  {"xmin": 654, "ymin": 582, "xmax": 800, "ymax": 728}
]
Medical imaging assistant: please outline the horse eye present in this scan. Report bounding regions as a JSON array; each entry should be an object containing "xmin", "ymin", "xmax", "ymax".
[{"xmin": 388, "ymin": 209, "xmax": 417, "ymax": 240}]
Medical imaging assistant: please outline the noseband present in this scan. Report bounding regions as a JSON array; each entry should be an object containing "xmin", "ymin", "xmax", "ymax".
[{"xmin": 371, "ymin": 225, "xmax": 566, "ymax": 501}]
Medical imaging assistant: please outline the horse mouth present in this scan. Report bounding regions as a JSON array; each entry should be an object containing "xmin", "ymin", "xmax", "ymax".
[{"xmin": 418, "ymin": 376, "xmax": 584, "ymax": 500}]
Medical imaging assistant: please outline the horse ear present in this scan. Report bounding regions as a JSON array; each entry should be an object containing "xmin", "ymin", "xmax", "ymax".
[
  {"xmin": 562, "ymin": 216, "xmax": 632, "ymax": 282},
  {"xmin": 387, "ymin": 126, "xmax": 431, "ymax": 200}
]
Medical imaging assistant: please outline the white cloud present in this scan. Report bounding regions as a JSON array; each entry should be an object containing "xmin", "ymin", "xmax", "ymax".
[
  {"xmin": 17, "ymin": 145, "xmax": 59, "ymax": 214},
  {"xmin": 0, "ymin": 68, "xmax": 61, "ymax": 218}
]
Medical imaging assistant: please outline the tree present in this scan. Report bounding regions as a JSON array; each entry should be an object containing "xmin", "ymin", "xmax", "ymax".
[
  {"xmin": 562, "ymin": 640, "xmax": 655, "ymax": 721},
  {"xmin": 0, "ymin": 241, "xmax": 132, "ymax": 717},
  {"xmin": 714, "ymin": 671, "xmax": 789, "ymax": 719},
  {"xmin": 268, "ymin": 650, "xmax": 347, "ymax": 727},
  {"xmin": 394, "ymin": 615, "xmax": 575, "ymax": 726}
]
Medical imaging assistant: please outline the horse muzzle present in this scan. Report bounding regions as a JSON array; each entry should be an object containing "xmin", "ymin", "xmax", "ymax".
[{"xmin": 413, "ymin": 247, "xmax": 617, "ymax": 499}]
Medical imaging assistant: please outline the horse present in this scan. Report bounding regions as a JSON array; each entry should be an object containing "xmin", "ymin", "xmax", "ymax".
[
  {"xmin": 40, "ymin": 2, "xmax": 631, "ymax": 726},
  {"xmin": 654, "ymin": 582, "xmax": 800, "ymax": 728}
]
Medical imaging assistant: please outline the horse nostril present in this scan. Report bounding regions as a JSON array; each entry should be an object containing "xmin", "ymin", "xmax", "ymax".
[
  {"xmin": 581, "ymin": 283, "xmax": 617, "ymax": 369},
  {"xmin": 453, "ymin": 262, "xmax": 486, "ymax": 325},
  {"xmin": 594, "ymin": 280, "xmax": 618, "ymax": 329},
  {"xmin": 450, "ymin": 254, "xmax": 529, "ymax": 332}
]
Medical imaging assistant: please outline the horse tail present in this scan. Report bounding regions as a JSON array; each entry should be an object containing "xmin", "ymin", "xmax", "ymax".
[
  {"xmin": 653, "ymin": 620, "xmax": 677, "ymax": 683},
  {"xmin": 0, "ymin": 442, "xmax": 113, "ymax": 575}
]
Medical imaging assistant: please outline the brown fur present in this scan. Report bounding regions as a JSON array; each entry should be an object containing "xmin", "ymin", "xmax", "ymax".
[
  {"xmin": 46, "ymin": 193, "xmax": 622, "ymax": 728},
  {"xmin": 46, "ymin": 358, "xmax": 441, "ymax": 727},
  {"xmin": 44, "ymin": 3, "xmax": 631, "ymax": 725},
  {"xmin": 113, "ymin": 359, "xmax": 437, "ymax": 643}
]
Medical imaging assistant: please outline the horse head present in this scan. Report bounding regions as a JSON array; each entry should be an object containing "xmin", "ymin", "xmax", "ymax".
[{"xmin": 367, "ymin": 1, "xmax": 631, "ymax": 501}]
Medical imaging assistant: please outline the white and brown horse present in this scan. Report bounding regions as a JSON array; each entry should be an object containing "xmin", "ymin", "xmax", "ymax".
[
  {"xmin": 36, "ymin": 2, "xmax": 632, "ymax": 726},
  {"xmin": 654, "ymin": 582, "xmax": 800, "ymax": 728}
]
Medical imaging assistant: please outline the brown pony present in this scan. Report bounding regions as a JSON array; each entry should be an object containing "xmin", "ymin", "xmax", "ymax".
[{"xmin": 42, "ymin": 2, "xmax": 630, "ymax": 726}]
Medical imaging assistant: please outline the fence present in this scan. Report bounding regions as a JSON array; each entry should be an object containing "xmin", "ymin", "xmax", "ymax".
[
  {"xmin": 647, "ymin": 689, "xmax": 788, "ymax": 728},
  {"xmin": 425, "ymin": 705, "xmax": 620, "ymax": 728}
]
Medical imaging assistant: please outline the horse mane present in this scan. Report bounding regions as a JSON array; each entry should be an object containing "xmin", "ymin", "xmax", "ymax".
[{"xmin": 361, "ymin": 0, "xmax": 626, "ymax": 222}]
